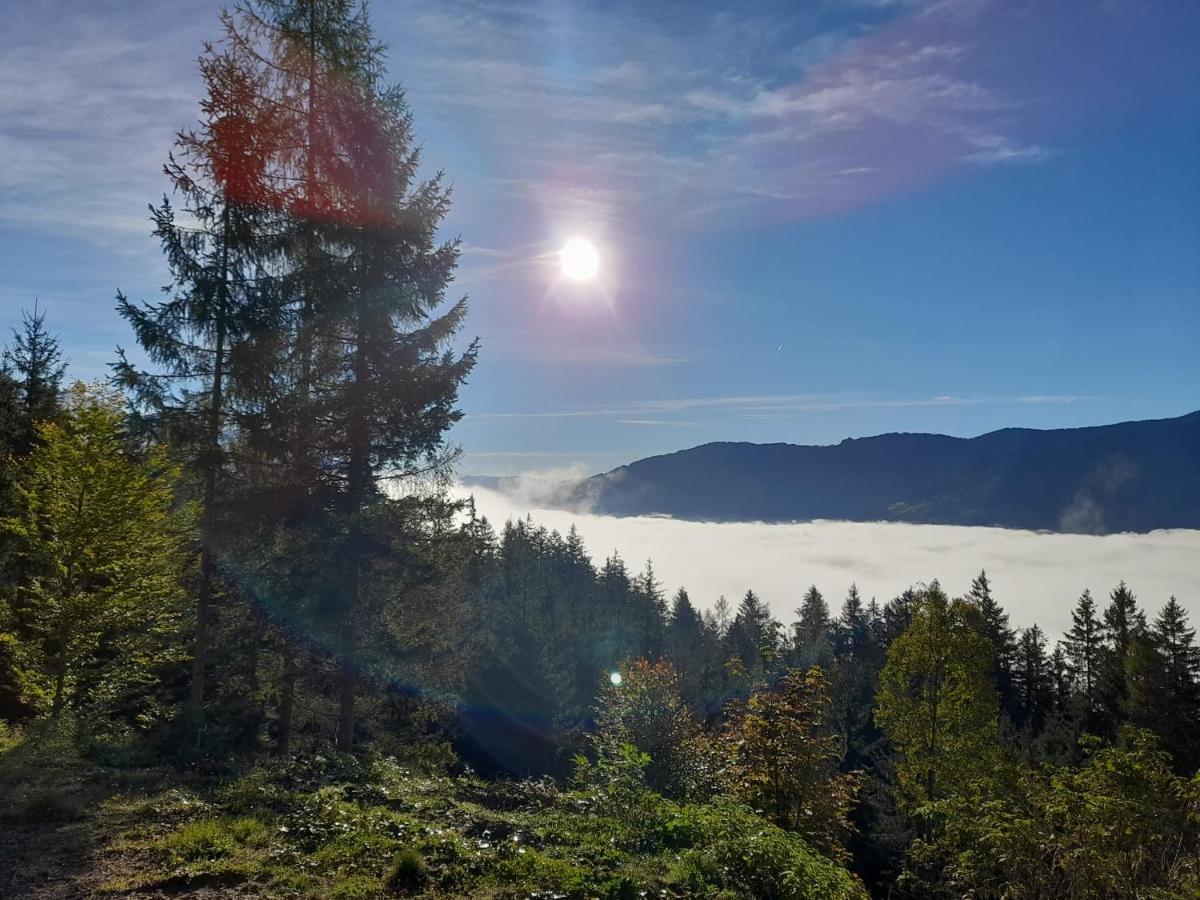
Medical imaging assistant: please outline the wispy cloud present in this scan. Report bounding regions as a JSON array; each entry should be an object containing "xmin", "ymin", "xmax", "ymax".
[{"xmin": 473, "ymin": 391, "xmax": 1079, "ymax": 422}]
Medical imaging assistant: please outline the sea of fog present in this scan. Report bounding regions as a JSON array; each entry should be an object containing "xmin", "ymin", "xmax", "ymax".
[{"xmin": 457, "ymin": 485, "xmax": 1200, "ymax": 640}]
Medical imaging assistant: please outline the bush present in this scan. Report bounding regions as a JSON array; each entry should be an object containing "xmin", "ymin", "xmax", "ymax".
[
  {"xmin": 673, "ymin": 800, "xmax": 868, "ymax": 900},
  {"xmin": 591, "ymin": 659, "xmax": 715, "ymax": 801}
]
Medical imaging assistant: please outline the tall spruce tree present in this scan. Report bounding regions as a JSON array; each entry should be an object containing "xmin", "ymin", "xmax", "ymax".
[
  {"xmin": 1013, "ymin": 625, "xmax": 1052, "ymax": 735},
  {"xmin": 966, "ymin": 570, "xmax": 1018, "ymax": 718},
  {"xmin": 1098, "ymin": 581, "xmax": 1143, "ymax": 730},
  {"xmin": 1062, "ymin": 589, "xmax": 1103, "ymax": 722},
  {"xmin": 794, "ymin": 584, "xmax": 833, "ymax": 668},
  {"xmin": 115, "ymin": 26, "xmax": 285, "ymax": 727},
  {"xmin": 3, "ymin": 304, "xmax": 66, "ymax": 456}
]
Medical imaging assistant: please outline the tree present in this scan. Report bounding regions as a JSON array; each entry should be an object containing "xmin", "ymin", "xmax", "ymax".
[
  {"xmin": 793, "ymin": 584, "xmax": 833, "ymax": 669},
  {"xmin": 722, "ymin": 667, "xmax": 860, "ymax": 860},
  {"xmin": 591, "ymin": 659, "xmax": 709, "ymax": 800},
  {"xmin": 2, "ymin": 303, "xmax": 66, "ymax": 456},
  {"xmin": 0, "ymin": 384, "xmax": 191, "ymax": 719},
  {"xmin": 875, "ymin": 583, "xmax": 999, "ymax": 806},
  {"xmin": 1098, "ymin": 581, "xmax": 1143, "ymax": 728},
  {"xmin": 115, "ymin": 18, "xmax": 285, "ymax": 727},
  {"xmin": 833, "ymin": 584, "xmax": 870, "ymax": 657},
  {"xmin": 726, "ymin": 590, "xmax": 780, "ymax": 685},
  {"xmin": 1126, "ymin": 597, "xmax": 1200, "ymax": 767},
  {"xmin": 1012, "ymin": 625, "xmax": 1052, "ymax": 736},
  {"xmin": 213, "ymin": 0, "xmax": 478, "ymax": 751},
  {"xmin": 966, "ymin": 570, "xmax": 1017, "ymax": 717},
  {"xmin": 1062, "ymin": 589, "xmax": 1102, "ymax": 721}
]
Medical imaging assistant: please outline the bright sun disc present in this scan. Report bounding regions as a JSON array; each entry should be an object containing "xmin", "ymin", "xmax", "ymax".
[{"xmin": 560, "ymin": 238, "xmax": 600, "ymax": 281}]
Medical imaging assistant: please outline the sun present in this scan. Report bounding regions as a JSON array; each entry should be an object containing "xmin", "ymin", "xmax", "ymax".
[{"xmin": 559, "ymin": 237, "xmax": 600, "ymax": 281}]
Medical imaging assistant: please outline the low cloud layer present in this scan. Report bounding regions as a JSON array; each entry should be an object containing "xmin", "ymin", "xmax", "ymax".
[{"xmin": 461, "ymin": 485, "xmax": 1200, "ymax": 640}]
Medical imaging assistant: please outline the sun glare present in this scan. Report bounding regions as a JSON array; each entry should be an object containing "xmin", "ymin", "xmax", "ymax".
[{"xmin": 560, "ymin": 237, "xmax": 600, "ymax": 281}]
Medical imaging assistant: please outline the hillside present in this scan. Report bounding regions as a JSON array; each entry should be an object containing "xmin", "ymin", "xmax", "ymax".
[{"xmin": 513, "ymin": 410, "xmax": 1200, "ymax": 533}]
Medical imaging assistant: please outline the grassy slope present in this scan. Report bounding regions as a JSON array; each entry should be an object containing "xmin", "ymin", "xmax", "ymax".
[{"xmin": 0, "ymin": 731, "xmax": 866, "ymax": 899}]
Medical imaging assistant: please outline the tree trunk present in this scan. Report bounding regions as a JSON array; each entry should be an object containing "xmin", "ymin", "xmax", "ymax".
[
  {"xmin": 51, "ymin": 662, "xmax": 67, "ymax": 718},
  {"xmin": 189, "ymin": 205, "xmax": 231, "ymax": 726},
  {"xmin": 276, "ymin": 643, "xmax": 296, "ymax": 755}
]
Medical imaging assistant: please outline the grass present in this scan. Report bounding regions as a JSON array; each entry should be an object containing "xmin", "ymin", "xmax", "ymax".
[{"xmin": 1, "ymin": 733, "xmax": 867, "ymax": 899}]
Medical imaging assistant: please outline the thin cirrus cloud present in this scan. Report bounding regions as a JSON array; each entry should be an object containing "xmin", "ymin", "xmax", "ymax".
[
  {"xmin": 461, "ymin": 484, "xmax": 1200, "ymax": 641},
  {"xmin": 472, "ymin": 391, "xmax": 1077, "ymax": 421},
  {"xmin": 386, "ymin": 0, "xmax": 1191, "ymax": 231},
  {"xmin": 4, "ymin": 0, "xmax": 1192, "ymax": 247}
]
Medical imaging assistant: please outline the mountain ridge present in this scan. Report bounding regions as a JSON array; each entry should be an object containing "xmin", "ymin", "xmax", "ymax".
[{"xmin": 466, "ymin": 410, "xmax": 1200, "ymax": 534}]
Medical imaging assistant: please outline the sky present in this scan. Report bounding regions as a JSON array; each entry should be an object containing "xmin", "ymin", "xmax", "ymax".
[
  {"xmin": 2, "ymin": 0, "xmax": 1198, "ymax": 477},
  {"xmin": 464, "ymin": 486, "xmax": 1200, "ymax": 637}
]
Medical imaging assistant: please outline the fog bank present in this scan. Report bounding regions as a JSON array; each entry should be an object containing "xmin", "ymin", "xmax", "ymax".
[{"xmin": 459, "ymin": 485, "xmax": 1200, "ymax": 639}]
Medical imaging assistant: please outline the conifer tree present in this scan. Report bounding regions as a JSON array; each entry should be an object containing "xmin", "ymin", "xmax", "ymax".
[
  {"xmin": 726, "ymin": 590, "xmax": 780, "ymax": 685},
  {"xmin": 1098, "ymin": 581, "xmax": 1143, "ymax": 729},
  {"xmin": 1127, "ymin": 597, "xmax": 1200, "ymax": 767},
  {"xmin": 2, "ymin": 304, "xmax": 66, "ymax": 455},
  {"xmin": 967, "ymin": 570, "xmax": 1017, "ymax": 717},
  {"xmin": 1013, "ymin": 625, "xmax": 1052, "ymax": 735},
  {"xmin": 794, "ymin": 584, "xmax": 833, "ymax": 668},
  {"xmin": 1063, "ymin": 589, "xmax": 1103, "ymax": 720},
  {"xmin": 834, "ymin": 583, "xmax": 870, "ymax": 656},
  {"xmin": 115, "ymin": 24, "xmax": 285, "ymax": 727},
  {"xmin": 208, "ymin": 0, "xmax": 478, "ymax": 750}
]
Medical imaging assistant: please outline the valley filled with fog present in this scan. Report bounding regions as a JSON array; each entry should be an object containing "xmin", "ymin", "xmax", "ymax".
[{"xmin": 461, "ymin": 484, "xmax": 1200, "ymax": 639}]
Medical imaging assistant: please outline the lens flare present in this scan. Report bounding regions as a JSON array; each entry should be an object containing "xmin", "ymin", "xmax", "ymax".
[{"xmin": 609, "ymin": 671, "xmax": 623, "ymax": 686}]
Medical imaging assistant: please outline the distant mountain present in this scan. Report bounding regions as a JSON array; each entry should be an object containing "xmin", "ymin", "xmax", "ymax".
[{"xmin": 469, "ymin": 411, "xmax": 1200, "ymax": 534}]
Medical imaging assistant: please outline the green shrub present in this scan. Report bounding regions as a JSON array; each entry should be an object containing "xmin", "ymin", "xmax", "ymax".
[{"xmin": 673, "ymin": 801, "xmax": 868, "ymax": 900}]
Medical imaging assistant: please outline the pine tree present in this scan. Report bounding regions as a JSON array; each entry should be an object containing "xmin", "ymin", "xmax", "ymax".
[
  {"xmin": 793, "ymin": 584, "xmax": 832, "ymax": 668},
  {"xmin": 834, "ymin": 583, "xmax": 870, "ymax": 657},
  {"xmin": 1098, "ymin": 581, "xmax": 1143, "ymax": 730},
  {"xmin": 1127, "ymin": 598, "xmax": 1200, "ymax": 768},
  {"xmin": 967, "ymin": 570, "xmax": 1017, "ymax": 717},
  {"xmin": 726, "ymin": 590, "xmax": 780, "ymax": 685},
  {"xmin": 1152, "ymin": 597, "xmax": 1200, "ymax": 698},
  {"xmin": 114, "ymin": 22, "xmax": 286, "ymax": 727},
  {"xmin": 206, "ymin": 0, "xmax": 478, "ymax": 750},
  {"xmin": 1013, "ymin": 625, "xmax": 1052, "ymax": 735},
  {"xmin": 2, "ymin": 303, "xmax": 66, "ymax": 455},
  {"xmin": 1062, "ymin": 589, "xmax": 1103, "ymax": 721}
]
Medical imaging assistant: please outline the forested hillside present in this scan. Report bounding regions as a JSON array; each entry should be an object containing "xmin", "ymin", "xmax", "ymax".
[
  {"xmin": 2, "ymin": 2, "xmax": 1199, "ymax": 898},
  {"xmin": 547, "ymin": 413, "xmax": 1200, "ymax": 533}
]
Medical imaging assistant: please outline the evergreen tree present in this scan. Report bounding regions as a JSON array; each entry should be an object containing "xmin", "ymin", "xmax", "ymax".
[
  {"xmin": 793, "ymin": 584, "xmax": 833, "ymax": 669},
  {"xmin": 114, "ymin": 22, "xmax": 285, "ymax": 726},
  {"xmin": 967, "ymin": 570, "xmax": 1018, "ymax": 717},
  {"xmin": 833, "ymin": 583, "xmax": 870, "ymax": 657},
  {"xmin": 725, "ymin": 590, "xmax": 780, "ymax": 685},
  {"xmin": 1098, "ymin": 581, "xmax": 1143, "ymax": 730},
  {"xmin": 1012, "ymin": 625, "xmax": 1052, "ymax": 736},
  {"xmin": 1062, "ymin": 589, "xmax": 1103, "ymax": 721},
  {"xmin": 2, "ymin": 303, "xmax": 66, "ymax": 456},
  {"xmin": 1127, "ymin": 597, "xmax": 1200, "ymax": 767}
]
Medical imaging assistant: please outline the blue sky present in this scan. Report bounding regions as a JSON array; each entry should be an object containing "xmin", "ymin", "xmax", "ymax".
[{"xmin": 2, "ymin": 0, "xmax": 1198, "ymax": 476}]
